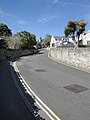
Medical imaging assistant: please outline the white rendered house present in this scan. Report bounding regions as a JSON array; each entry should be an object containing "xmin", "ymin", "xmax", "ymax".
[
  {"xmin": 50, "ymin": 35, "xmax": 74, "ymax": 48},
  {"xmin": 50, "ymin": 36, "xmax": 63, "ymax": 48},
  {"xmin": 79, "ymin": 30, "xmax": 90, "ymax": 46}
]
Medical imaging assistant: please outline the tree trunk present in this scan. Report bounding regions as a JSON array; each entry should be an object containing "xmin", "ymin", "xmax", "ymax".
[{"xmin": 72, "ymin": 35, "xmax": 78, "ymax": 48}]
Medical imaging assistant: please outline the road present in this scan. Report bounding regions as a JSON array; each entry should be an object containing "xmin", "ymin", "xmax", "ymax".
[{"xmin": 16, "ymin": 49, "xmax": 90, "ymax": 120}]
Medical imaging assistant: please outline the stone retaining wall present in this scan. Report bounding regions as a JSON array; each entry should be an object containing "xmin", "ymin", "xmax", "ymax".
[
  {"xmin": 0, "ymin": 49, "xmax": 38, "ymax": 61},
  {"xmin": 49, "ymin": 48, "xmax": 90, "ymax": 72},
  {"xmin": 0, "ymin": 50, "xmax": 6, "ymax": 60}
]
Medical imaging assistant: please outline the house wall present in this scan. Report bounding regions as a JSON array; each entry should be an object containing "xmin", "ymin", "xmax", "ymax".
[
  {"xmin": 50, "ymin": 36, "xmax": 75, "ymax": 48},
  {"xmin": 50, "ymin": 36, "xmax": 56, "ymax": 47},
  {"xmin": 68, "ymin": 37, "xmax": 74, "ymax": 43},
  {"xmin": 79, "ymin": 30, "xmax": 90, "ymax": 46}
]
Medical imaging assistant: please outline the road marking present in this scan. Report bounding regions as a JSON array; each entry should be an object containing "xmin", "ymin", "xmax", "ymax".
[
  {"xmin": 10, "ymin": 62, "xmax": 35, "ymax": 113},
  {"xmin": 13, "ymin": 61, "xmax": 61, "ymax": 120}
]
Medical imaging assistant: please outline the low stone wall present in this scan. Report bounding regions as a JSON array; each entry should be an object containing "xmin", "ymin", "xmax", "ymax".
[
  {"xmin": 0, "ymin": 50, "xmax": 6, "ymax": 60},
  {"xmin": 0, "ymin": 49, "xmax": 38, "ymax": 61},
  {"xmin": 49, "ymin": 48, "xmax": 90, "ymax": 72}
]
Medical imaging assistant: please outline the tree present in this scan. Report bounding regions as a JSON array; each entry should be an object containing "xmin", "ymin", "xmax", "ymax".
[
  {"xmin": 30, "ymin": 34, "xmax": 37, "ymax": 46},
  {"xmin": 14, "ymin": 31, "xmax": 36, "ymax": 49},
  {"xmin": 77, "ymin": 19, "xmax": 87, "ymax": 34},
  {"xmin": 43, "ymin": 34, "xmax": 52, "ymax": 46},
  {"xmin": 8, "ymin": 36, "xmax": 22, "ymax": 49},
  {"xmin": 64, "ymin": 27, "xmax": 70, "ymax": 37},
  {"xmin": 0, "ymin": 38, "xmax": 8, "ymax": 49},
  {"xmin": 64, "ymin": 20, "xmax": 77, "ymax": 46},
  {"xmin": 64, "ymin": 19, "xmax": 87, "ymax": 47},
  {"xmin": 0, "ymin": 23, "xmax": 12, "ymax": 37},
  {"xmin": 0, "ymin": 23, "xmax": 12, "ymax": 49},
  {"xmin": 76, "ymin": 19, "xmax": 87, "ymax": 46},
  {"xmin": 39, "ymin": 37, "xmax": 43, "ymax": 43}
]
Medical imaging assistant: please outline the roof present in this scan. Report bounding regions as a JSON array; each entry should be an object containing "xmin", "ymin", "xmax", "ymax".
[
  {"xmin": 53, "ymin": 36, "xmax": 72, "ymax": 39},
  {"xmin": 53, "ymin": 36, "xmax": 65, "ymax": 39}
]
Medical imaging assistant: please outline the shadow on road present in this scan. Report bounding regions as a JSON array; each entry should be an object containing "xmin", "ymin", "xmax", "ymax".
[
  {"xmin": 0, "ymin": 60, "xmax": 46, "ymax": 120},
  {"xmin": 11, "ymin": 63, "xmax": 45, "ymax": 120}
]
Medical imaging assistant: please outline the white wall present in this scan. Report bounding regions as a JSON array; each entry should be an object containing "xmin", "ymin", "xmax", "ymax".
[
  {"xmin": 79, "ymin": 30, "xmax": 90, "ymax": 46},
  {"xmin": 50, "ymin": 36, "xmax": 56, "ymax": 47}
]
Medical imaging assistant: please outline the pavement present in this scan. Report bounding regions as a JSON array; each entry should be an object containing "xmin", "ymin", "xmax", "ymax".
[{"xmin": 0, "ymin": 60, "xmax": 36, "ymax": 120}]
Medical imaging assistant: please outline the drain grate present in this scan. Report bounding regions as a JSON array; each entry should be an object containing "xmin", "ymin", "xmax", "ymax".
[
  {"xmin": 64, "ymin": 84, "xmax": 89, "ymax": 93},
  {"xmin": 35, "ymin": 69, "xmax": 46, "ymax": 72}
]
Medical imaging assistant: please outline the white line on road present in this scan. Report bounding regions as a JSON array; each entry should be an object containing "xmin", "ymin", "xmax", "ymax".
[{"xmin": 13, "ymin": 61, "xmax": 61, "ymax": 120}]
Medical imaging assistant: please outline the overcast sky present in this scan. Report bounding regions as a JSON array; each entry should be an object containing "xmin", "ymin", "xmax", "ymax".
[{"xmin": 0, "ymin": 0, "xmax": 90, "ymax": 39}]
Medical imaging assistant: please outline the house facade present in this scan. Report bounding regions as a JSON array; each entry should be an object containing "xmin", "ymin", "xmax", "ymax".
[
  {"xmin": 50, "ymin": 35, "xmax": 74, "ymax": 48},
  {"xmin": 79, "ymin": 30, "xmax": 90, "ymax": 46}
]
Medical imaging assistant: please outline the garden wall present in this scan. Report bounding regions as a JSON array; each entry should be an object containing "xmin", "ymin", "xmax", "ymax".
[
  {"xmin": 49, "ymin": 48, "xmax": 90, "ymax": 72},
  {"xmin": 0, "ymin": 49, "xmax": 38, "ymax": 61}
]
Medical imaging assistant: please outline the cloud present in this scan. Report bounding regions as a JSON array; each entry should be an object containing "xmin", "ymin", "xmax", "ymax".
[
  {"xmin": 0, "ymin": 8, "xmax": 18, "ymax": 18},
  {"xmin": 47, "ymin": 0, "xmax": 88, "ymax": 10},
  {"xmin": 0, "ymin": 8, "xmax": 27, "ymax": 25},
  {"xmin": 38, "ymin": 15, "xmax": 55, "ymax": 23},
  {"xmin": 53, "ymin": 0, "xmax": 58, "ymax": 4},
  {"xmin": 45, "ymin": 0, "xmax": 59, "ymax": 12},
  {"xmin": 0, "ymin": 9, "xmax": 3, "ymax": 14},
  {"xmin": 0, "ymin": 8, "xmax": 6, "ymax": 18},
  {"xmin": 18, "ymin": 20, "xmax": 27, "ymax": 24},
  {"xmin": 58, "ymin": 1, "xmax": 90, "ymax": 8}
]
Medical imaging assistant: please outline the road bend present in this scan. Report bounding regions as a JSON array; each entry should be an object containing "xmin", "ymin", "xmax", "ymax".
[{"xmin": 16, "ymin": 49, "xmax": 90, "ymax": 120}]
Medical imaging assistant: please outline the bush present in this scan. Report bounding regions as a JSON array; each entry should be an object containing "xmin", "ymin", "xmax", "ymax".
[{"xmin": 0, "ymin": 38, "xmax": 8, "ymax": 49}]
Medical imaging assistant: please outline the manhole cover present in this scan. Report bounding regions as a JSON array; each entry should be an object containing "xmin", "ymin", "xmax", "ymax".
[
  {"xmin": 64, "ymin": 84, "xmax": 89, "ymax": 93},
  {"xmin": 35, "ymin": 69, "xmax": 46, "ymax": 72}
]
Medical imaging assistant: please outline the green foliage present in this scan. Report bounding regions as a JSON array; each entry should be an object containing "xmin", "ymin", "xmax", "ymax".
[
  {"xmin": 43, "ymin": 34, "xmax": 52, "ymax": 46},
  {"xmin": 14, "ymin": 31, "xmax": 37, "ymax": 49},
  {"xmin": 0, "ymin": 38, "xmax": 8, "ymax": 49},
  {"xmin": 64, "ymin": 20, "xmax": 77, "ymax": 39},
  {"xmin": 64, "ymin": 19, "xmax": 87, "ymax": 47},
  {"xmin": 39, "ymin": 37, "xmax": 43, "ymax": 42},
  {"xmin": 76, "ymin": 19, "xmax": 87, "ymax": 35},
  {"xmin": 30, "ymin": 34, "xmax": 37, "ymax": 45},
  {"xmin": 0, "ymin": 23, "xmax": 12, "ymax": 36},
  {"xmin": 64, "ymin": 19, "xmax": 87, "ymax": 38},
  {"xmin": 64, "ymin": 27, "xmax": 70, "ymax": 37}
]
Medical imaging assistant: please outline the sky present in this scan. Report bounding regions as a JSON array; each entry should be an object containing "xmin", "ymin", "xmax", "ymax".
[{"xmin": 0, "ymin": 0, "xmax": 90, "ymax": 40}]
